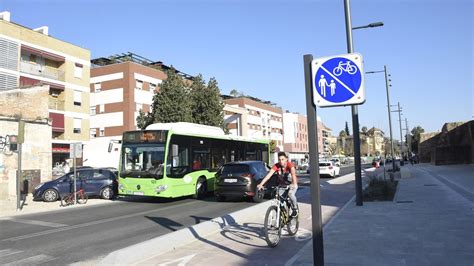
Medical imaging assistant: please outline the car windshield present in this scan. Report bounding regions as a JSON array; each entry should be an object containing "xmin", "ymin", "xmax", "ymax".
[
  {"xmin": 221, "ymin": 164, "xmax": 250, "ymax": 174},
  {"xmin": 122, "ymin": 144, "xmax": 166, "ymax": 178}
]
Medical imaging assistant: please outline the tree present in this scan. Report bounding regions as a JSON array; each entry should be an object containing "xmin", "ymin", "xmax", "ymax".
[
  {"xmin": 190, "ymin": 75, "xmax": 225, "ymax": 129},
  {"xmin": 361, "ymin": 126, "xmax": 368, "ymax": 135},
  {"xmin": 150, "ymin": 67, "xmax": 193, "ymax": 124},
  {"xmin": 339, "ymin": 130, "xmax": 347, "ymax": 138},
  {"xmin": 344, "ymin": 121, "xmax": 350, "ymax": 135},
  {"xmin": 410, "ymin": 126, "xmax": 425, "ymax": 153},
  {"xmin": 136, "ymin": 109, "xmax": 153, "ymax": 130},
  {"xmin": 229, "ymin": 89, "xmax": 239, "ymax": 97},
  {"xmin": 269, "ymin": 140, "xmax": 277, "ymax": 153}
]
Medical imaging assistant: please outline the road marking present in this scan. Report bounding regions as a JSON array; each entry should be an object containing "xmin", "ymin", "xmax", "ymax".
[
  {"xmin": 4, "ymin": 254, "xmax": 55, "ymax": 265},
  {"xmin": 155, "ymin": 254, "xmax": 196, "ymax": 266},
  {"xmin": 0, "ymin": 218, "xmax": 67, "ymax": 228},
  {"xmin": 1, "ymin": 200, "xmax": 198, "ymax": 242},
  {"xmin": 0, "ymin": 249, "xmax": 23, "ymax": 258}
]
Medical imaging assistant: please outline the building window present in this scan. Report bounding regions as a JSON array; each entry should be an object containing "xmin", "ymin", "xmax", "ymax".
[
  {"xmin": 74, "ymin": 64, "xmax": 83, "ymax": 79},
  {"xmin": 150, "ymin": 83, "xmax": 156, "ymax": 91},
  {"xmin": 94, "ymin": 82, "xmax": 101, "ymax": 92},
  {"xmin": 73, "ymin": 118, "xmax": 82, "ymax": 134},
  {"xmin": 90, "ymin": 106, "xmax": 96, "ymax": 115},
  {"xmin": 99, "ymin": 127, "xmax": 105, "ymax": 137},
  {"xmin": 99, "ymin": 104, "xmax": 105, "ymax": 113},
  {"xmin": 136, "ymin": 79, "xmax": 143, "ymax": 90},
  {"xmin": 90, "ymin": 129, "xmax": 97, "ymax": 138},
  {"xmin": 73, "ymin": 90, "xmax": 82, "ymax": 106}
]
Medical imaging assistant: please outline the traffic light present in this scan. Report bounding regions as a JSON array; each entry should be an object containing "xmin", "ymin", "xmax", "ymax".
[{"xmin": 9, "ymin": 135, "xmax": 18, "ymax": 152}]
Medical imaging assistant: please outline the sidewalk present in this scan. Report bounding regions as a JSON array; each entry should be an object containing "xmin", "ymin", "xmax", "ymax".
[
  {"xmin": 289, "ymin": 164, "xmax": 474, "ymax": 265},
  {"xmin": 0, "ymin": 194, "xmax": 115, "ymax": 218}
]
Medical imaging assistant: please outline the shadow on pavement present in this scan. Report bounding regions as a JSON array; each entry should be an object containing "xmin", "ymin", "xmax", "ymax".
[{"xmin": 145, "ymin": 216, "xmax": 184, "ymax": 231}]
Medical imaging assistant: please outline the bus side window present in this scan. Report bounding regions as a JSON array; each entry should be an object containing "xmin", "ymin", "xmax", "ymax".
[{"xmin": 168, "ymin": 138, "xmax": 190, "ymax": 178}]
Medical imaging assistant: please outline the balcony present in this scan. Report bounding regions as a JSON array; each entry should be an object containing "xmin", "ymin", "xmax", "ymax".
[{"xmin": 20, "ymin": 61, "xmax": 65, "ymax": 81}]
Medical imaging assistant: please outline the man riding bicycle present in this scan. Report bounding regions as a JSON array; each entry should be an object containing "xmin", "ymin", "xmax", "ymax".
[{"xmin": 257, "ymin": 152, "xmax": 298, "ymax": 217}]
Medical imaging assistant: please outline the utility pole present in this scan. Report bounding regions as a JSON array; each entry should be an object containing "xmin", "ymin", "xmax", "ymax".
[
  {"xmin": 405, "ymin": 118, "xmax": 411, "ymax": 154},
  {"xmin": 397, "ymin": 102, "xmax": 403, "ymax": 157}
]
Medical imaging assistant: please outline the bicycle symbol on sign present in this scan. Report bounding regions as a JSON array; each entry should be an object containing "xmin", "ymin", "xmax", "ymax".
[{"xmin": 332, "ymin": 61, "xmax": 358, "ymax": 76}]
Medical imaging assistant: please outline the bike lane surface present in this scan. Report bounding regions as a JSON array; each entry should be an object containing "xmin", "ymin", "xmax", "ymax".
[{"xmin": 118, "ymin": 170, "xmax": 374, "ymax": 265}]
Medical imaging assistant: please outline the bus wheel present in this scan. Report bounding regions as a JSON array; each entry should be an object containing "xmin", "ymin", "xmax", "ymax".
[{"xmin": 195, "ymin": 177, "xmax": 207, "ymax": 199}]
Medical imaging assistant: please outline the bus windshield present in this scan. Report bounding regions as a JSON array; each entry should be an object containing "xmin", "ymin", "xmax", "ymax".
[{"xmin": 122, "ymin": 144, "xmax": 166, "ymax": 179}]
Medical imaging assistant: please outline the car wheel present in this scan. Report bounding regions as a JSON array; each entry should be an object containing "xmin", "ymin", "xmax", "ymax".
[
  {"xmin": 216, "ymin": 195, "xmax": 226, "ymax": 202},
  {"xmin": 42, "ymin": 189, "xmax": 59, "ymax": 202},
  {"xmin": 194, "ymin": 177, "xmax": 207, "ymax": 200},
  {"xmin": 101, "ymin": 186, "xmax": 114, "ymax": 200},
  {"xmin": 252, "ymin": 187, "xmax": 265, "ymax": 203}
]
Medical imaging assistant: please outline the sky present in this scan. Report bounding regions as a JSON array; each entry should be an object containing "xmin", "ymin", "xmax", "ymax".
[{"xmin": 1, "ymin": 0, "xmax": 473, "ymax": 139}]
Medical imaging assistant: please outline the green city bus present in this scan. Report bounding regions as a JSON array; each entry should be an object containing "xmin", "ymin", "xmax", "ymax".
[{"xmin": 118, "ymin": 122, "xmax": 270, "ymax": 198}]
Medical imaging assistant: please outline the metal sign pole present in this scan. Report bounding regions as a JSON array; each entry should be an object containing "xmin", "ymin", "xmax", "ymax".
[
  {"xmin": 344, "ymin": 0, "xmax": 363, "ymax": 206},
  {"xmin": 303, "ymin": 54, "xmax": 324, "ymax": 265}
]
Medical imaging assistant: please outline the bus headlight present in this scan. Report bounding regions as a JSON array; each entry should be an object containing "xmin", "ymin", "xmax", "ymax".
[{"xmin": 155, "ymin": 185, "xmax": 168, "ymax": 193}]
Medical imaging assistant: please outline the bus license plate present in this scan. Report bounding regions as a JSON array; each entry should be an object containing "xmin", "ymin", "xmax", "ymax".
[
  {"xmin": 225, "ymin": 179, "xmax": 237, "ymax": 183},
  {"xmin": 133, "ymin": 191, "xmax": 144, "ymax": 195}
]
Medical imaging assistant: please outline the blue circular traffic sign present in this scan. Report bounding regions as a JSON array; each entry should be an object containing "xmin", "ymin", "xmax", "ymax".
[{"xmin": 314, "ymin": 57, "xmax": 362, "ymax": 103}]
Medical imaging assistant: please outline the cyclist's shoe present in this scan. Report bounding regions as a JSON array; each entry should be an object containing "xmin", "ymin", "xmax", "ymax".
[{"xmin": 291, "ymin": 207, "xmax": 299, "ymax": 217}]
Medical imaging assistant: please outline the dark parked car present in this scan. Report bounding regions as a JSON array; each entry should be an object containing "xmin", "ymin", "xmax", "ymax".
[
  {"xmin": 215, "ymin": 161, "xmax": 277, "ymax": 202},
  {"xmin": 33, "ymin": 168, "xmax": 118, "ymax": 202}
]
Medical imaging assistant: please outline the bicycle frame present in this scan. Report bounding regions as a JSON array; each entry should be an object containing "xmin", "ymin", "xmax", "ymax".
[{"xmin": 270, "ymin": 186, "xmax": 290, "ymax": 228}]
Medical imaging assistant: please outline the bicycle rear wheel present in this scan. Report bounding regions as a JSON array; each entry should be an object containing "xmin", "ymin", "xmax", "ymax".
[
  {"xmin": 77, "ymin": 192, "xmax": 88, "ymax": 204},
  {"xmin": 264, "ymin": 205, "xmax": 282, "ymax": 247},
  {"xmin": 287, "ymin": 214, "xmax": 299, "ymax": 236}
]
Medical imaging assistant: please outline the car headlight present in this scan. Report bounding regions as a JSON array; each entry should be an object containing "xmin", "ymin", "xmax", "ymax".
[
  {"xmin": 155, "ymin": 185, "xmax": 168, "ymax": 193},
  {"xmin": 119, "ymin": 184, "xmax": 124, "ymax": 191},
  {"xmin": 34, "ymin": 183, "xmax": 44, "ymax": 190}
]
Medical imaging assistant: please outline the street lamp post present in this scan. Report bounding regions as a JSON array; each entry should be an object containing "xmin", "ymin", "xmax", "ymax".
[
  {"xmin": 366, "ymin": 66, "xmax": 396, "ymax": 171},
  {"xmin": 344, "ymin": 0, "xmax": 383, "ymax": 206}
]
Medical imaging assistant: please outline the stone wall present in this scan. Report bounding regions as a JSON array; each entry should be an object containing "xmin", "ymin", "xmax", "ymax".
[
  {"xmin": 0, "ymin": 86, "xmax": 49, "ymax": 119},
  {"xmin": 418, "ymin": 121, "xmax": 473, "ymax": 165},
  {"xmin": 0, "ymin": 86, "xmax": 52, "ymax": 208}
]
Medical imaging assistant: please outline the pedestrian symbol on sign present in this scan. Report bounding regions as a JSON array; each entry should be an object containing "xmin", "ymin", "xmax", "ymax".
[{"xmin": 311, "ymin": 53, "xmax": 365, "ymax": 107}]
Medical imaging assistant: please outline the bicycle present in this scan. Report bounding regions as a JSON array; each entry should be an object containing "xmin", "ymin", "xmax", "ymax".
[
  {"xmin": 60, "ymin": 186, "xmax": 88, "ymax": 206},
  {"xmin": 263, "ymin": 186, "xmax": 299, "ymax": 247},
  {"xmin": 333, "ymin": 60, "xmax": 358, "ymax": 76}
]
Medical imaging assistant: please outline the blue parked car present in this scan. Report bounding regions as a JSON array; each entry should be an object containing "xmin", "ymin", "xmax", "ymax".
[{"xmin": 33, "ymin": 168, "xmax": 118, "ymax": 202}]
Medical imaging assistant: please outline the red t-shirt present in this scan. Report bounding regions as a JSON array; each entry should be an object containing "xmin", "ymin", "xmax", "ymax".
[{"xmin": 272, "ymin": 162, "xmax": 295, "ymax": 185}]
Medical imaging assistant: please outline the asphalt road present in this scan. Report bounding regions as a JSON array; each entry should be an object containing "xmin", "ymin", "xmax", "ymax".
[{"xmin": 0, "ymin": 163, "xmax": 371, "ymax": 265}]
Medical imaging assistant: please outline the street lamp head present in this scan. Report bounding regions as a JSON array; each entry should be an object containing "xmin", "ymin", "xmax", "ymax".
[{"xmin": 369, "ymin": 22, "xmax": 384, "ymax": 28}]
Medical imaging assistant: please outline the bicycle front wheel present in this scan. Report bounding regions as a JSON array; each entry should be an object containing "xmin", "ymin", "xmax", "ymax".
[
  {"xmin": 77, "ymin": 192, "xmax": 88, "ymax": 204},
  {"xmin": 264, "ymin": 205, "xmax": 282, "ymax": 247},
  {"xmin": 61, "ymin": 194, "xmax": 72, "ymax": 207}
]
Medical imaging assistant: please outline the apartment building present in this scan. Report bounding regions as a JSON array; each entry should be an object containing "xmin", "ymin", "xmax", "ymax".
[
  {"xmin": 283, "ymin": 112, "xmax": 309, "ymax": 165},
  {"xmin": 0, "ymin": 11, "xmax": 91, "ymax": 166},
  {"xmin": 365, "ymin": 127, "xmax": 385, "ymax": 156},
  {"xmin": 84, "ymin": 53, "xmax": 192, "ymax": 167},
  {"xmin": 223, "ymin": 95, "xmax": 284, "ymax": 152}
]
